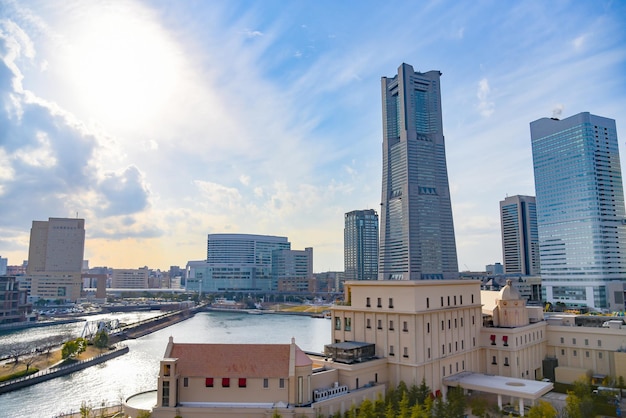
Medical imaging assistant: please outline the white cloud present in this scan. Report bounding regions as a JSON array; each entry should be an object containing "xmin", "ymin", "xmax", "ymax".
[{"xmin": 239, "ymin": 174, "xmax": 250, "ymax": 186}]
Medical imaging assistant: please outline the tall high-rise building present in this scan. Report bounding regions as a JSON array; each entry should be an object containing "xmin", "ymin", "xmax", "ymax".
[
  {"xmin": 379, "ymin": 63, "xmax": 458, "ymax": 280},
  {"xmin": 24, "ymin": 218, "xmax": 85, "ymax": 301},
  {"xmin": 27, "ymin": 218, "xmax": 85, "ymax": 273},
  {"xmin": 500, "ymin": 195, "xmax": 540, "ymax": 275},
  {"xmin": 344, "ymin": 209, "xmax": 379, "ymax": 281},
  {"xmin": 187, "ymin": 234, "xmax": 292, "ymax": 292},
  {"xmin": 531, "ymin": 112, "xmax": 626, "ymax": 308}
]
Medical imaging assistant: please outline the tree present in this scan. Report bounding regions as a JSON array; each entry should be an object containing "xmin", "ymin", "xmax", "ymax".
[
  {"xmin": 415, "ymin": 378, "xmax": 431, "ymax": 405},
  {"xmin": 399, "ymin": 391, "xmax": 411, "ymax": 418},
  {"xmin": 527, "ymin": 400, "xmax": 557, "ymax": 418},
  {"xmin": 469, "ymin": 397, "xmax": 490, "ymax": 418},
  {"xmin": 356, "ymin": 398, "xmax": 375, "ymax": 418},
  {"xmin": 93, "ymin": 330, "xmax": 109, "ymax": 350},
  {"xmin": 445, "ymin": 385, "xmax": 467, "ymax": 418},
  {"xmin": 564, "ymin": 392, "xmax": 583, "ymax": 418},
  {"xmin": 62, "ymin": 338, "xmax": 87, "ymax": 360}
]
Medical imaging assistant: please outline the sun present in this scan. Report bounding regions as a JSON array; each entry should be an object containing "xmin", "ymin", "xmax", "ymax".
[{"xmin": 60, "ymin": 3, "xmax": 183, "ymax": 129}]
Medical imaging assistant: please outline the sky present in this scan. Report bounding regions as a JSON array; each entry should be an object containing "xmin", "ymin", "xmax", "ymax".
[{"xmin": 0, "ymin": 0, "xmax": 625, "ymax": 272}]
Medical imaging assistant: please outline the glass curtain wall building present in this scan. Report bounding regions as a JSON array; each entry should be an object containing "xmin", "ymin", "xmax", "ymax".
[
  {"xmin": 379, "ymin": 63, "xmax": 458, "ymax": 280},
  {"xmin": 500, "ymin": 195, "xmax": 540, "ymax": 275},
  {"xmin": 531, "ymin": 112, "xmax": 626, "ymax": 308},
  {"xmin": 344, "ymin": 209, "xmax": 379, "ymax": 281}
]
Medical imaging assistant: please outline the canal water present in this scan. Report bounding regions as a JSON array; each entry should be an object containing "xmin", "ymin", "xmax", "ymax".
[{"xmin": 0, "ymin": 311, "xmax": 331, "ymax": 418}]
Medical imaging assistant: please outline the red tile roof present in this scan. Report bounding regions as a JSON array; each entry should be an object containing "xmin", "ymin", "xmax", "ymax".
[{"xmin": 169, "ymin": 343, "xmax": 312, "ymax": 378}]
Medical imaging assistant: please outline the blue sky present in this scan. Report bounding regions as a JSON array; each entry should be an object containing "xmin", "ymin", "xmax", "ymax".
[{"xmin": 0, "ymin": 0, "xmax": 625, "ymax": 272}]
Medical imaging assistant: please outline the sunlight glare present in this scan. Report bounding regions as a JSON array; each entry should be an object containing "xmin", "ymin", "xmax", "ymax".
[{"xmin": 63, "ymin": 6, "xmax": 181, "ymax": 129}]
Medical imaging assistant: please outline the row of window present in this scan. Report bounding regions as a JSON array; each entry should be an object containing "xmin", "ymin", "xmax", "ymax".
[
  {"xmin": 559, "ymin": 337, "xmax": 601, "ymax": 347},
  {"xmin": 441, "ymin": 360, "xmax": 466, "ymax": 377},
  {"xmin": 190, "ymin": 377, "xmax": 285, "ymax": 389},
  {"xmin": 559, "ymin": 349, "xmax": 603, "ymax": 359},
  {"xmin": 337, "ymin": 315, "xmax": 477, "ymax": 332},
  {"xmin": 358, "ymin": 294, "xmax": 474, "ymax": 309}
]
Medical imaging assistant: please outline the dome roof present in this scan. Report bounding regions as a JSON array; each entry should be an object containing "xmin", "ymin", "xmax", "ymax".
[{"xmin": 499, "ymin": 279, "xmax": 521, "ymax": 301}]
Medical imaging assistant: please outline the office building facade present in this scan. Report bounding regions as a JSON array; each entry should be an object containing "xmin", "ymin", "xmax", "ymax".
[
  {"xmin": 344, "ymin": 209, "xmax": 378, "ymax": 281},
  {"xmin": 26, "ymin": 218, "xmax": 85, "ymax": 301},
  {"xmin": 531, "ymin": 112, "xmax": 626, "ymax": 308},
  {"xmin": 500, "ymin": 195, "xmax": 540, "ymax": 275},
  {"xmin": 379, "ymin": 63, "xmax": 458, "ymax": 280},
  {"xmin": 187, "ymin": 234, "xmax": 292, "ymax": 292}
]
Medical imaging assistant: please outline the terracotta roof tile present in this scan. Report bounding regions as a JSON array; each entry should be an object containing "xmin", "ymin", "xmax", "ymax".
[{"xmin": 169, "ymin": 343, "xmax": 310, "ymax": 378}]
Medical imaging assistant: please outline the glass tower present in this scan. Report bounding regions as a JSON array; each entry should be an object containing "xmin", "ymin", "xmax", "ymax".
[
  {"xmin": 344, "ymin": 209, "xmax": 379, "ymax": 281},
  {"xmin": 500, "ymin": 195, "xmax": 540, "ymax": 275},
  {"xmin": 379, "ymin": 63, "xmax": 458, "ymax": 280},
  {"xmin": 531, "ymin": 112, "xmax": 626, "ymax": 308}
]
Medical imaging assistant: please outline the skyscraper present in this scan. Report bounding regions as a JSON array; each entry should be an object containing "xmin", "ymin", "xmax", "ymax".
[
  {"xmin": 531, "ymin": 112, "xmax": 626, "ymax": 308},
  {"xmin": 26, "ymin": 217, "xmax": 85, "ymax": 301},
  {"xmin": 500, "ymin": 195, "xmax": 540, "ymax": 275},
  {"xmin": 379, "ymin": 63, "xmax": 458, "ymax": 280},
  {"xmin": 344, "ymin": 209, "xmax": 379, "ymax": 281}
]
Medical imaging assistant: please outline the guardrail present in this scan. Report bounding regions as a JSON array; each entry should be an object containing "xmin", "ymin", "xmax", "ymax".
[{"xmin": 0, "ymin": 345, "xmax": 129, "ymax": 394}]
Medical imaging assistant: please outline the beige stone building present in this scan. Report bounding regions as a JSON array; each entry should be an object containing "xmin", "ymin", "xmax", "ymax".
[{"xmin": 126, "ymin": 279, "xmax": 626, "ymax": 417}]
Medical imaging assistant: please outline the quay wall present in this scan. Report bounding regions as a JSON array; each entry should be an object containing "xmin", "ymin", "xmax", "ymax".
[{"xmin": 0, "ymin": 345, "xmax": 129, "ymax": 395}]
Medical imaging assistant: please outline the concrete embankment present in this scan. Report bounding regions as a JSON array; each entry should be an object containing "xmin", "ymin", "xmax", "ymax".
[
  {"xmin": 111, "ymin": 306, "xmax": 199, "ymax": 342},
  {"xmin": 0, "ymin": 345, "xmax": 129, "ymax": 395}
]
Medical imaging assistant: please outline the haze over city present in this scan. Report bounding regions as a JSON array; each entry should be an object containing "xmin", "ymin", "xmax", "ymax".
[{"xmin": 0, "ymin": 0, "xmax": 625, "ymax": 272}]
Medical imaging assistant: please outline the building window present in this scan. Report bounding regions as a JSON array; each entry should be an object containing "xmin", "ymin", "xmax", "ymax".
[
  {"xmin": 599, "ymin": 352, "xmax": 603, "ymax": 359},
  {"xmin": 183, "ymin": 377, "xmax": 188, "ymax": 387},
  {"xmin": 426, "ymin": 297, "xmax": 430, "ymax": 308},
  {"xmin": 403, "ymin": 321, "xmax": 408, "ymax": 332},
  {"xmin": 441, "ymin": 320, "xmax": 444, "ymax": 331},
  {"xmin": 377, "ymin": 298, "xmax": 382, "ymax": 308},
  {"xmin": 377, "ymin": 319, "xmax": 382, "ymax": 330},
  {"xmin": 561, "ymin": 349, "xmax": 565, "ymax": 355},
  {"xmin": 472, "ymin": 316, "xmax": 475, "ymax": 325},
  {"xmin": 454, "ymin": 318, "xmax": 457, "ymax": 328},
  {"xmin": 366, "ymin": 297, "xmax": 371, "ymax": 307},
  {"xmin": 427, "ymin": 322, "xmax": 430, "ymax": 333},
  {"xmin": 462, "ymin": 360, "xmax": 465, "ymax": 369},
  {"xmin": 455, "ymin": 341, "xmax": 458, "ymax": 351},
  {"xmin": 279, "ymin": 378, "xmax": 285, "ymax": 388},
  {"xmin": 490, "ymin": 334, "xmax": 496, "ymax": 345},
  {"xmin": 403, "ymin": 347, "xmax": 408, "ymax": 358},
  {"xmin": 473, "ymin": 337, "xmax": 475, "ymax": 347},
  {"xmin": 448, "ymin": 319, "xmax": 451, "ymax": 329},
  {"xmin": 454, "ymin": 295, "xmax": 457, "ymax": 305},
  {"xmin": 239, "ymin": 378, "xmax": 247, "ymax": 388},
  {"xmin": 222, "ymin": 378, "xmax": 230, "ymax": 387},
  {"xmin": 503, "ymin": 336, "xmax": 508, "ymax": 346},
  {"xmin": 585, "ymin": 339, "xmax": 589, "ymax": 346},
  {"xmin": 471, "ymin": 294, "xmax": 474, "ymax": 303},
  {"xmin": 162, "ymin": 381, "xmax": 170, "ymax": 407},
  {"xmin": 366, "ymin": 318, "xmax": 371, "ymax": 329},
  {"xmin": 443, "ymin": 367, "xmax": 446, "ymax": 377},
  {"xmin": 441, "ymin": 296, "xmax": 444, "ymax": 306},
  {"xmin": 492, "ymin": 356, "xmax": 497, "ymax": 365},
  {"xmin": 442, "ymin": 344, "xmax": 445, "ymax": 355},
  {"xmin": 461, "ymin": 317, "xmax": 464, "ymax": 327},
  {"xmin": 163, "ymin": 364, "xmax": 171, "ymax": 376},
  {"xmin": 448, "ymin": 343, "xmax": 451, "ymax": 353},
  {"xmin": 263, "ymin": 378, "xmax": 269, "ymax": 388},
  {"xmin": 334, "ymin": 317, "xmax": 341, "ymax": 330},
  {"xmin": 447, "ymin": 296, "xmax": 450, "ymax": 306},
  {"xmin": 389, "ymin": 345, "xmax": 395, "ymax": 356},
  {"xmin": 560, "ymin": 337, "xmax": 564, "ymax": 344},
  {"xmin": 573, "ymin": 350, "xmax": 577, "ymax": 357},
  {"xmin": 461, "ymin": 340, "xmax": 464, "ymax": 349},
  {"xmin": 585, "ymin": 351, "xmax": 590, "ymax": 358},
  {"xmin": 389, "ymin": 320, "xmax": 394, "ymax": 331},
  {"xmin": 572, "ymin": 338, "xmax": 576, "ymax": 345},
  {"xmin": 504, "ymin": 357, "xmax": 509, "ymax": 366},
  {"xmin": 205, "ymin": 378, "xmax": 214, "ymax": 387},
  {"xmin": 389, "ymin": 298, "xmax": 394, "ymax": 308},
  {"xmin": 427, "ymin": 347, "xmax": 431, "ymax": 358},
  {"xmin": 598, "ymin": 340, "xmax": 602, "ymax": 347},
  {"xmin": 345, "ymin": 317, "xmax": 352, "ymax": 331}
]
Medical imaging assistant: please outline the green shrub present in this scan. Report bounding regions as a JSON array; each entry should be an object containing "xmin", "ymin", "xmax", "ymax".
[{"xmin": 0, "ymin": 367, "xmax": 39, "ymax": 383}]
